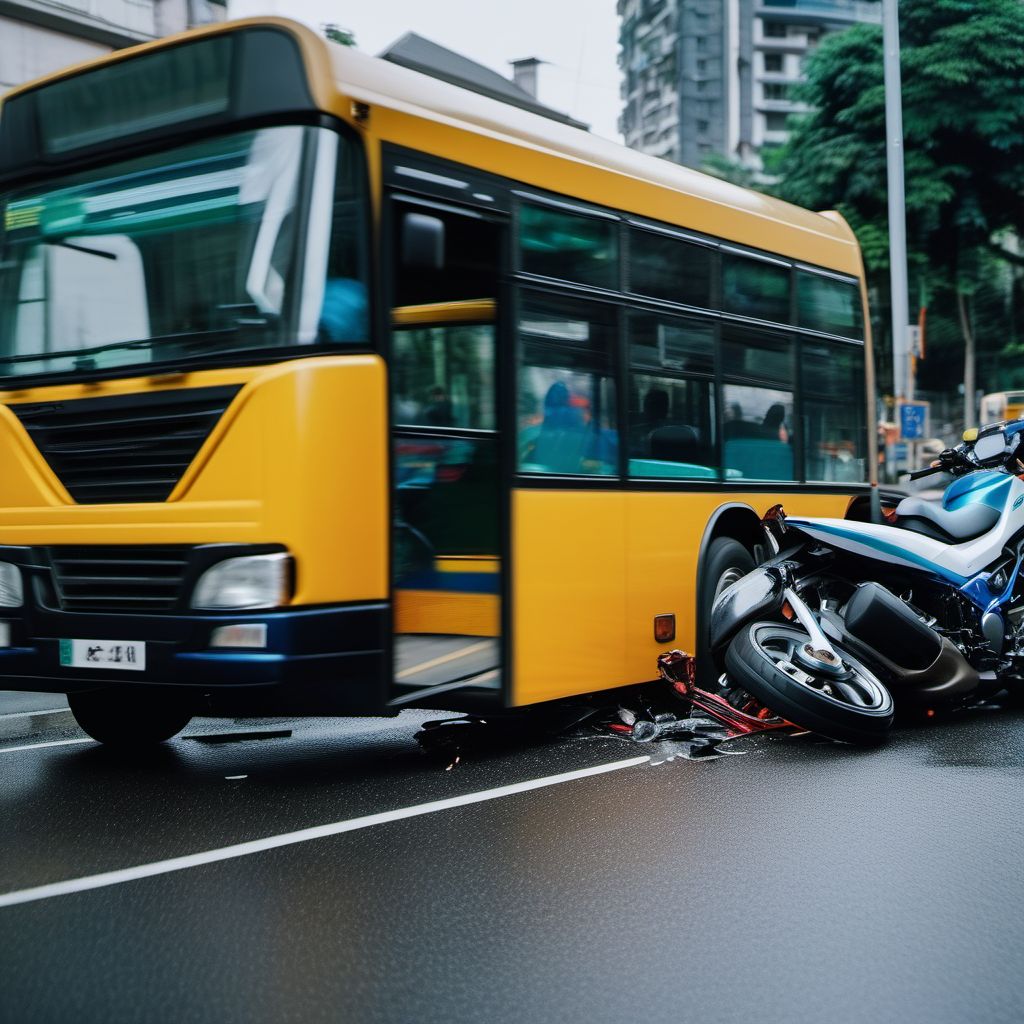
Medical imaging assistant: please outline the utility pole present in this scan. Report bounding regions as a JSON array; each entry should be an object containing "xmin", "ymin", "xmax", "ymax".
[{"xmin": 883, "ymin": 0, "xmax": 910, "ymax": 436}]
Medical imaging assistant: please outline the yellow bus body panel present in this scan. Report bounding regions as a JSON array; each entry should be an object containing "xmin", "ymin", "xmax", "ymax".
[
  {"xmin": 0, "ymin": 357, "xmax": 389, "ymax": 606},
  {"xmin": 512, "ymin": 488, "xmax": 853, "ymax": 706}
]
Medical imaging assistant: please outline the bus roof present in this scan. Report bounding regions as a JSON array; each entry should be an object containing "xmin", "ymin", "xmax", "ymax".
[
  {"xmin": 323, "ymin": 27, "xmax": 862, "ymax": 275},
  {"xmin": 1, "ymin": 17, "xmax": 862, "ymax": 276}
]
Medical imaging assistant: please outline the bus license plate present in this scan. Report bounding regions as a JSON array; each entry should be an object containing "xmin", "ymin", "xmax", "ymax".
[{"xmin": 59, "ymin": 639, "xmax": 146, "ymax": 671}]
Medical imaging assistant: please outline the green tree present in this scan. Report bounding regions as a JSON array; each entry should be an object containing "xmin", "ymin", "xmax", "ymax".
[
  {"xmin": 773, "ymin": 0, "xmax": 1024, "ymax": 427},
  {"xmin": 323, "ymin": 24, "xmax": 356, "ymax": 47}
]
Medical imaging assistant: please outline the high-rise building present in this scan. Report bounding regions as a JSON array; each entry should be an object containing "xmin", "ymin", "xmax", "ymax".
[
  {"xmin": 0, "ymin": 0, "xmax": 226, "ymax": 96},
  {"xmin": 618, "ymin": 0, "xmax": 881, "ymax": 169}
]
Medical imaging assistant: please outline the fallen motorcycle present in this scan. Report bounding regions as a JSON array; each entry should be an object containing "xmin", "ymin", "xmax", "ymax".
[{"xmin": 709, "ymin": 419, "xmax": 1024, "ymax": 745}]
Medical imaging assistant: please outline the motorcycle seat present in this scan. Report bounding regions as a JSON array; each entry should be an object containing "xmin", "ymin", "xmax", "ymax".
[{"xmin": 895, "ymin": 495, "xmax": 1001, "ymax": 543}]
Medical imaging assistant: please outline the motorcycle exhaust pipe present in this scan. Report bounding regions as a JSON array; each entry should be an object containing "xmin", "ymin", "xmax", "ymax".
[{"xmin": 841, "ymin": 583, "xmax": 981, "ymax": 704}]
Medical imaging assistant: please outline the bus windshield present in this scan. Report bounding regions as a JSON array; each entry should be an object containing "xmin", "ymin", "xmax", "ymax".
[{"xmin": 0, "ymin": 124, "xmax": 368, "ymax": 382}]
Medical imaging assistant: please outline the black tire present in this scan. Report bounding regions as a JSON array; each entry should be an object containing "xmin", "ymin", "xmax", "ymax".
[
  {"xmin": 68, "ymin": 689, "xmax": 192, "ymax": 747},
  {"xmin": 697, "ymin": 537, "xmax": 756, "ymax": 684},
  {"xmin": 725, "ymin": 622, "xmax": 894, "ymax": 745}
]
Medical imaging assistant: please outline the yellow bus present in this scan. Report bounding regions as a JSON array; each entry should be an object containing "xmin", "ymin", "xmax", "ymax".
[
  {"xmin": 0, "ymin": 18, "xmax": 874, "ymax": 745},
  {"xmin": 980, "ymin": 391, "xmax": 1024, "ymax": 426}
]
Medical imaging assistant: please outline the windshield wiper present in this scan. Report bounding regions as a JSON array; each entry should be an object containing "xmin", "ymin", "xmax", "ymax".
[
  {"xmin": 0, "ymin": 328, "xmax": 244, "ymax": 369},
  {"xmin": 53, "ymin": 240, "xmax": 118, "ymax": 261}
]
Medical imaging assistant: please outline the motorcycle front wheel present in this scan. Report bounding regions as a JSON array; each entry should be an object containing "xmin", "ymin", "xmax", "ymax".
[{"xmin": 725, "ymin": 622, "xmax": 894, "ymax": 745}]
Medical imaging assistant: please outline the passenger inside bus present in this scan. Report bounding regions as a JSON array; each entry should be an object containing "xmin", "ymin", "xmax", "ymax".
[{"xmin": 723, "ymin": 392, "xmax": 795, "ymax": 480}]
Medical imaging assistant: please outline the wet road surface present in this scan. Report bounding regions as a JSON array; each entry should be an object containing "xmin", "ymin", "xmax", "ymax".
[{"xmin": 3, "ymin": 701, "xmax": 1024, "ymax": 1023}]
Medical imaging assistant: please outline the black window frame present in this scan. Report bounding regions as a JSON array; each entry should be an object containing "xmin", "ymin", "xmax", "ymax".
[{"xmin": 382, "ymin": 148, "xmax": 870, "ymax": 493}]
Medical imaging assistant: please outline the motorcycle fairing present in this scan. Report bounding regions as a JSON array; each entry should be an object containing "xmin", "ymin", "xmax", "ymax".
[{"xmin": 787, "ymin": 473, "xmax": 1024, "ymax": 583}]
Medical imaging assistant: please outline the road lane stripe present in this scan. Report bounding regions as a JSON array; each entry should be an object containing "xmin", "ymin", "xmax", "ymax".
[
  {"xmin": 0, "ymin": 755, "xmax": 650, "ymax": 909},
  {"xmin": 0, "ymin": 738, "xmax": 93, "ymax": 754},
  {"xmin": 395, "ymin": 640, "xmax": 493, "ymax": 680},
  {"xmin": 0, "ymin": 708, "xmax": 69, "ymax": 721}
]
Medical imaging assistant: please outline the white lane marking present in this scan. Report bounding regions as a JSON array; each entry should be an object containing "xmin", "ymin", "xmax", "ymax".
[
  {"xmin": 0, "ymin": 708, "xmax": 69, "ymax": 721},
  {"xmin": 0, "ymin": 756, "xmax": 650, "ymax": 909},
  {"xmin": 396, "ymin": 639, "xmax": 493, "ymax": 680},
  {"xmin": 0, "ymin": 738, "xmax": 93, "ymax": 754}
]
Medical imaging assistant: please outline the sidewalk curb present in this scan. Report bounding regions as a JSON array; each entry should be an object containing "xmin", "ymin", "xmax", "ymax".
[{"xmin": 0, "ymin": 708, "xmax": 75, "ymax": 741}]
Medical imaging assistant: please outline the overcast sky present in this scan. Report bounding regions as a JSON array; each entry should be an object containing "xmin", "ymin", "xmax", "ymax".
[{"xmin": 226, "ymin": 0, "xmax": 624, "ymax": 141}]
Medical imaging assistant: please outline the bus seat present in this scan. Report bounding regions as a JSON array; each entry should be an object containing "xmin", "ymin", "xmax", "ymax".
[
  {"xmin": 648, "ymin": 424, "xmax": 701, "ymax": 462},
  {"xmin": 724, "ymin": 438, "xmax": 794, "ymax": 480}
]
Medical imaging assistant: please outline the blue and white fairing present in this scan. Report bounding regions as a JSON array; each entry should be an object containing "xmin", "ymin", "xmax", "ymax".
[{"xmin": 787, "ymin": 471, "xmax": 1024, "ymax": 595}]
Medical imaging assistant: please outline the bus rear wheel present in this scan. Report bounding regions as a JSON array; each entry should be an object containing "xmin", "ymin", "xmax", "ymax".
[
  {"xmin": 697, "ymin": 536, "xmax": 756, "ymax": 686},
  {"xmin": 69, "ymin": 689, "xmax": 192, "ymax": 747}
]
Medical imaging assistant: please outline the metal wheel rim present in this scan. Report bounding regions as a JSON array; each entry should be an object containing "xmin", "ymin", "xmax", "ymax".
[{"xmin": 752, "ymin": 625, "xmax": 889, "ymax": 712}]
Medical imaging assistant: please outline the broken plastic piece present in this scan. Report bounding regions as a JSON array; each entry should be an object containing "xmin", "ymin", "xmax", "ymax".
[{"xmin": 657, "ymin": 649, "xmax": 796, "ymax": 736}]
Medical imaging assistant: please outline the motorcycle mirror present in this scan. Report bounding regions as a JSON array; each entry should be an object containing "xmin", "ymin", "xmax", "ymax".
[{"xmin": 974, "ymin": 432, "xmax": 1007, "ymax": 462}]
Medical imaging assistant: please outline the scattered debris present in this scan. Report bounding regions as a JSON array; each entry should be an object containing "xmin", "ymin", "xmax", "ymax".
[
  {"xmin": 416, "ymin": 707, "xmax": 597, "ymax": 770},
  {"xmin": 656, "ymin": 650, "xmax": 796, "ymax": 736},
  {"xmin": 224, "ymin": 774, "xmax": 248, "ymax": 780},
  {"xmin": 415, "ymin": 650, "xmax": 801, "ymax": 769}
]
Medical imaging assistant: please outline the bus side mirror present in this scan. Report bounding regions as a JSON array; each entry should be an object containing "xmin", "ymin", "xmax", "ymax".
[{"xmin": 402, "ymin": 212, "xmax": 445, "ymax": 270}]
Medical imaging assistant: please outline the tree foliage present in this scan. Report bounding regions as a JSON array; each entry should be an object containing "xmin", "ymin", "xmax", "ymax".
[{"xmin": 773, "ymin": 0, "xmax": 1024, "ymax": 410}]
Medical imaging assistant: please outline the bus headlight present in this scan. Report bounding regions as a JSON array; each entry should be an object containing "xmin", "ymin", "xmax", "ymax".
[
  {"xmin": 0, "ymin": 563, "xmax": 23, "ymax": 608},
  {"xmin": 192, "ymin": 554, "xmax": 292, "ymax": 610}
]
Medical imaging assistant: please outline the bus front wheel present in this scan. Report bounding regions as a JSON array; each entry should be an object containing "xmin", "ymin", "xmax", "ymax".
[
  {"xmin": 69, "ymin": 689, "xmax": 192, "ymax": 747},
  {"xmin": 697, "ymin": 537, "xmax": 756, "ymax": 686}
]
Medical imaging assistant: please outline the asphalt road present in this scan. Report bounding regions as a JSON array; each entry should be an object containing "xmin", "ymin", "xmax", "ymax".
[{"xmin": 3, "ymin": 698, "xmax": 1024, "ymax": 1024}]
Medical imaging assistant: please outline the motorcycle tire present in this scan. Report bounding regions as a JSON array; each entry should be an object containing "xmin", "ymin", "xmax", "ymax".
[
  {"xmin": 724, "ymin": 622, "xmax": 894, "ymax": 745},
  {"xmin": 697, "ymin": 537, "xmax": 756, "ymax": 683}
]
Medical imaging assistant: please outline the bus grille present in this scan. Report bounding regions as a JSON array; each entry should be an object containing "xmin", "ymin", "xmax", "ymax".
[
  {"xmin": 48, "ymin": 546, "xmax": 191, "ymax": 612},
  {"xmin": 9, "ymin": 385, "xmax": 242, "ymax": 504}
]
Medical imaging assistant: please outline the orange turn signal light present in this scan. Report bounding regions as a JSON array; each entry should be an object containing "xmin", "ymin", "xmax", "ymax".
[{"xmin": 654, "ymin": 614, "xmax": 676, "ymax": 643}]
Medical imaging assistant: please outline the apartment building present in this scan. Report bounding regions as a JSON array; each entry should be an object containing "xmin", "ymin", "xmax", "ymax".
[
  {"xmin": 619, "ymin": 0, "xmax": 880, "ymax": 169},
  {"xmin": 1, "ymin": 0, "xmax": 226, "ymax": 94}
]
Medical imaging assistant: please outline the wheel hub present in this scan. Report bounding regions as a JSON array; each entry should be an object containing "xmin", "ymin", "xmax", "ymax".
[{"xmin": 794, "ymin": 642, "xmax": 845, "ymax": 677}]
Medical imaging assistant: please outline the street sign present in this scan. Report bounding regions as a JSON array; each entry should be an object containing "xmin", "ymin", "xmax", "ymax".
[{"xmin": 898, "ymin": 400, "xmax": 929, "ymax": 441}]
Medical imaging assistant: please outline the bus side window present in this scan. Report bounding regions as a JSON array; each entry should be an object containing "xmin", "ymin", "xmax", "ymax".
[
  {"xmin": 803, "ymin": 341, "xmax": 866, "ymax": 483},
  {"xmin": 626, "ymin": 311, "xmax": 716, "ymax": 480},
  {"xmin": 392, "ymin": 323, "xmax": 496, "ymax": 430},
  {"xmin": 721, "ymin": 325, "xmax": 795, "ymax": 481},
  {"xmin": 517, "ymin": 291, "xmax": 618, "ymax": 477}
]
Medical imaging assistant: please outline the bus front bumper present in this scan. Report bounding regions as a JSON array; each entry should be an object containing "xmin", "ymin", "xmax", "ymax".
[{"xmin": 0, "ymin": 603, "xmax": 389, "ymax": 715}]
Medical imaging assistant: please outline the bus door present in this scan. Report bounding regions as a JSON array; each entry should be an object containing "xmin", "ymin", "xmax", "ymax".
[{"xmin": 386, "ymin": 187, "xmax": 507, "ymax": 706}]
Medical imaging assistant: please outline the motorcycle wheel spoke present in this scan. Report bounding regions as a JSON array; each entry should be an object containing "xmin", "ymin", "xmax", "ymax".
[
  {"xmin": 831, "ymin": 678, "xmax": 872, "ymax": 708},
  {"xmin": 755, "ymin": 626, "xmax": 883, "ymax": 710}
]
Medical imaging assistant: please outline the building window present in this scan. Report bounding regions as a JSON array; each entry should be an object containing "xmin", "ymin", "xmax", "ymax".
[
  {"xmin": 697, "ymin": 119, "xmax": 710, "ymax": 133},
  {"xmin": 764, "ymin": 53, "xmax": 784, "ymax": 73},
  {"xmin": 765, "ymin": 111, "xmax": 790, "ymax": 132},
  {"xmin": 763, "ymin": 83, "xmax": 789, "ymax": 101},
  {"xmin": 763, "ymin": 21, "xmax": 787, "ymax": 38},
  {"xmin": 696, "ymin": 36, "xmax": 708, "ymax": 53}
]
